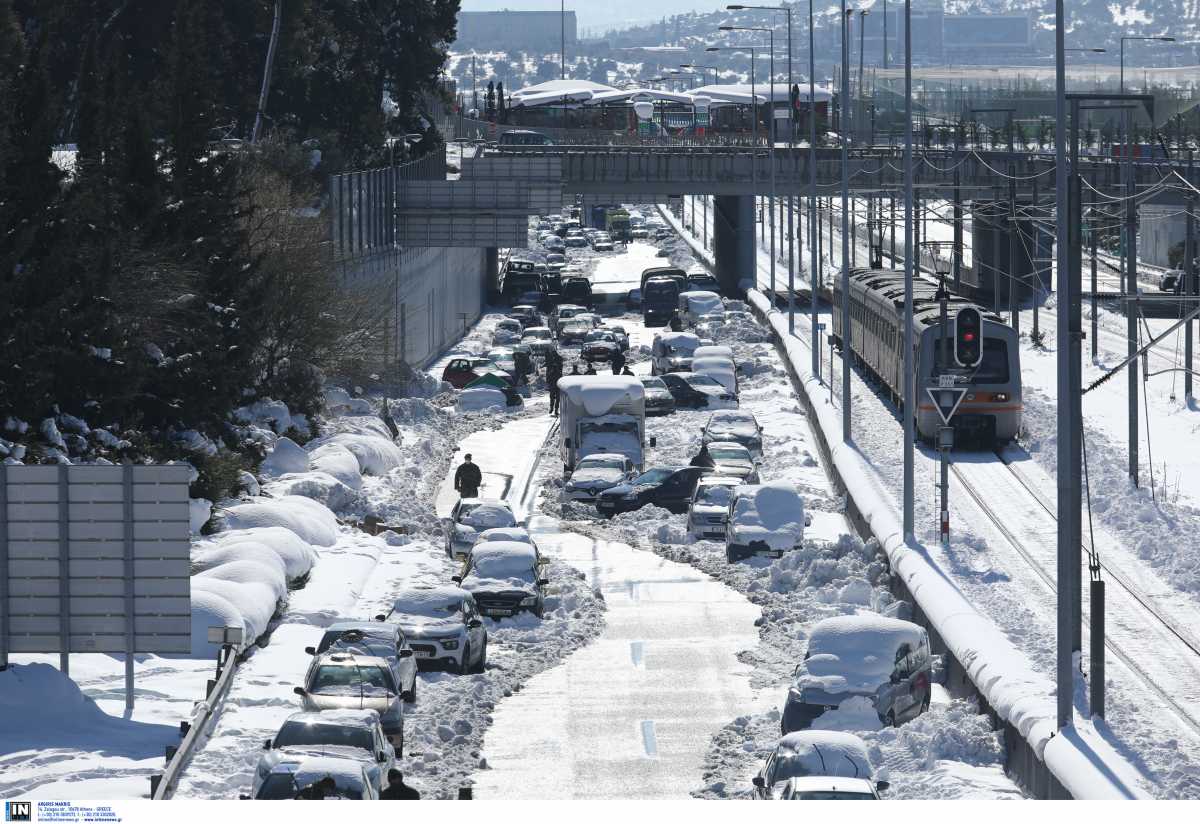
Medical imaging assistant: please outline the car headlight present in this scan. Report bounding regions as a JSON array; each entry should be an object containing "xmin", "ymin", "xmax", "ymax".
[
  {"xmin": 520, "ymin": 596, "xmax": 537, "ymax": 606},
  {"xmin": 440, "ymin": 639, "xmax": 459, "ymax": 650}
]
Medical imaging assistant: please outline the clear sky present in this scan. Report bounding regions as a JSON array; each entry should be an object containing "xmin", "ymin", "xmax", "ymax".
[{"xmin": 458, "ymin": 0, "xmax": 731, "ymax": 35}]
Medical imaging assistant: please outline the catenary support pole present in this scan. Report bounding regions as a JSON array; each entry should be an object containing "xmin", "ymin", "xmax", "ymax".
[
  {"xmin": 841, "ymin": 2, "xmax": 853, "ymax": 442},
  {"xmin": 1091, "ymin": 579, "xmax": 1105, "ymax": 718},
  {"xmin": 953, "ymin": 171, "xmax": 962, "ymax": 288},
  {"xmin": 1091, "ymin": 177, "xmax": 1099, "ymax": 361},
  {"xmin": 809, "ymin": 0, "xmax": 818, "ymax": 373},
  {"xmin": 902, "ymin": 0, "xmax": 915, "ymax": 542},
  {"xmin": 1054, "ymin": 0, "xmax": 1074, "ymax": 730},
  {"xmin": 1186, "ymin": 197, "xmax": 1195, "ymax": 400},
  {"xmin": 1125, "ymin": 108, "xmax": 1139, "ymax": 487}
]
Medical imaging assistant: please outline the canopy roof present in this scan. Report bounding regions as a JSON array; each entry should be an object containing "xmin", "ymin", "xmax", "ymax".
[{"xmin": 508, "ymin": 79, "xmax": 833, "ymax": 109}]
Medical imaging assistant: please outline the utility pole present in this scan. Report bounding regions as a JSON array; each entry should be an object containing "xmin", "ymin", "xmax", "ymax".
[
  {"xmin": 1187, "ymin": 196, "xmax": 1196, "ymax": 400},
  {"xmin": 901, "ymin": 0, "xmax": 914, "ymax": 541},
  {"xmin": 953, "ymin": 170, "xmax": 963, "ymax": 289},
  {"xmin": 841, "ymin": 2, "xmax": 853, "ymax": 442},
  {"xmin": 1053, "ymin": 0, "xmax": 1074, "ymax": 731},
  {"xmin": 1091, "ymin": 176, "xmax": 1099, "ymax": 361},
  {"xmin": 1125, "ymin": 107, "xmax": 1139, "ymax": 487},
  {"xmin": 882, "ymin": 0, "xmax": 888, "ymax": 70},
  {"xmin": 809, "ymin": 0, "xmax": 819, "ymax": 375}
]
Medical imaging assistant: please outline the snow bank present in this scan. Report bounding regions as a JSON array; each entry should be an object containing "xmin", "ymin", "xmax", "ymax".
[
  {"xmin": 260, "ymin": 437, "xmax": 309, "ymax": 477},
  {"xmin": 262, "ymin": 471, "xmax": 358, "ymax": 511},
  {"xmin": 0, "ymin": 662, "xmax": 110, "ymax": 723},
  {"xmin": 191, "ymin": 576, "xmax": 279, "ymax": 647},
  {"xmin": 745, "ymin": 287, "xmax": 1152, "ymax": 800},
  {"xmin": 325, "ymin": 386, "xmax": 375, "ymax": 416},
  {"xmin": 205, "ymin": 527, "xmax": 319, "ymax": 580},
  {"xmin": 217, "ymin": 496, "xmax": 340, "ymax": 547},
  {"xmin": 314, "ymin": 431, "xmax": 403, "ymax": 476},
  {"xmin": 457, "ymin": 387, "xmax": 507, "ymax": 413},
  {"xmin": 196, "ymin": 559, "xmax": 288, "ymax": 602},
  {"xmin": 308, "ymin": 443, "xmax": 364, "ymax": 491}
]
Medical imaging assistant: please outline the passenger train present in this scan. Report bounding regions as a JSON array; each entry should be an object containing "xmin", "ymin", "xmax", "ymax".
[{"xmin": 831, "ymin": 268, "xmax": 1022, "ymax": 444}]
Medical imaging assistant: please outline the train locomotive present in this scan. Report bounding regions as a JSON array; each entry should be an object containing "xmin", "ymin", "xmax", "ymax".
[{"xmin": 831, "ymin": 268, "xmax": 1022, "ymax": 444}]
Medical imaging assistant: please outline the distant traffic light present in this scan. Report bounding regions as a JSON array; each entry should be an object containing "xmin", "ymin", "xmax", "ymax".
[{"xmin": 954, "ymin": 307, "xmax": 983, "ymax": 367}]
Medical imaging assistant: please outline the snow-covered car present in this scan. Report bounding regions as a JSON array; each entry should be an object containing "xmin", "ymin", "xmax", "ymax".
[
  {"xmin": 509, "ymin": 305, "xmax": 542, "ymax": 327},
  {"xmin": 544, "ymin": 251, "xmax": 567, "ymax": 267},
  {"xmin": 696, "ymin": 316, "xmax": 726, "ymax": 340},
  {"xmin": 564, "ymin": 232, "xmax": 588, "ymax": 248},
  {"xmin": 550, "ymin": 304, "xmax": 586, "ymax": 335},
  {"xmin": 702, "ymin": 441, "xmax": 759, "ymax": 483},
  {"xmin": 474, "ymin": 526, "xmax": 535, "ymax": 548},
  {"xmin": 293, "ymin": 652, "xmax": 404, "ymax": 750},
  {"xmin": 650, "ymin": 332, "xmax": 701, "ymax": 374},
  {"xmin": 254, "ymin": 710, "xmax": 395, "ymax": 798},
  {"xmin": 693, "ymin": 344, "xmax": 735, "ymax": 362},
  {"xmin": 1159, "ymin": 270, "xmax": 1184, "ymax": 293},
  {"xmin": 564, "ymin": 453, "xmax": 637, "ymax": 502},
  {"xmin": 753, "ymin": 730, "xmax": 886, "ymax": 800},
  {"xmin": 592, "ymin": 232, "xmax": 615, "ymax": 251},
  {"xmin": 596, "ymin": 466, "xmax": 705, "ymax": 516},
  {"xmin": 724, "ymin": 309, "xmax": 754, "ymax": 324},
  {"xmin": 558, "ymin": 321, "xmax": 592, "ymax": 347},
  {"xmin": 445, "ymin": 498, "xmax": 518, "ymax": 559},
  {"xmin": 543, "ymin": 236, "xmax": 565, "ymax": 253},
  {"xmin": 487, "ymin": 347, "xmax": 518, "ymax": 375},
  {"xmin": 441, "ymin": 356, "xmax": 496, "ymax": 389},
  {"xmin": 690, "ymin": 355, "xmax": 737, "ymax": 396},
  {"xmin": 724, "ymin": 482, "xmax": 804, "ymax": 562},
  {"xmin": 521, "ymin": 326, "xmax": 555, "ymax": 356},
  {"xmin": 678, "ymin": 290, "xmax": 724, "ymax": 326},
  {"xmin": 573, "ymin": 312, "xmax": 603, "ymax": 329},
  {"xmin": 608, "ymin": 325, "xmax": 630, "ymax": 352},
  {"xmin": 702, "ymin": 410, "xmax": 763, "ymax": 457},
  {"xmin": 638, "ymin": 376, "xmax": 676, "ymax": 416},
  {"xmin": 248, "ymin": 754, "xmax": 379, "ymax": 800},
  {"xmin": 379, "ymin": 585, "xmax": 487, "ymax": 674},
  {"xmin": 687, "ymin": 475, "xmax": 741, "ymax": 540},
  {"xmin": 686, "ymin": 273, "xmax": 721, "ymax": 292},
  {"xmin": 454, "ymin": 542, "xmax": 548, "ymax": 619},
  {"xmin": 660, "ymin": 372, "xmax": 738, "ymax": 410},
  {"xmin": 307, "ymin": 622, "xmax": 418, "ymax": 702},
  {"xmin": 456, "ymin": 386, "xmax": 511, "ymax": 413},
  {"xmin": 492, "ymin": 319, "xmax": 523, "ymax": 346},
  {"xmin": 781, "ymin": 614, "xmax": 932, "ymax": 733},
  {"xmin": 582, "ymin": 330, "xmax": 620, "ymax": 363},
  {"xmin": 631, "ymin": 226, "xmax": 650, "ymax": 239}
]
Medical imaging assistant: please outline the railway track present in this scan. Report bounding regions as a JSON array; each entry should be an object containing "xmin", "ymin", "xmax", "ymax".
[{"xmin": 950, "ymin": 451, "xmax": 1200, "ymax": 738}]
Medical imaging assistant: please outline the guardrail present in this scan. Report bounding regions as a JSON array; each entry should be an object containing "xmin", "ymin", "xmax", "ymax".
[{"xmin": 150, "ymin": 643, "xmax": 241, "ymax": 800}]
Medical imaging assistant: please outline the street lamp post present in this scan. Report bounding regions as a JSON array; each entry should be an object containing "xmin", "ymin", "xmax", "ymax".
[
  {"xmin": 680, "ymin": 63, "xmax": 720, "ymax": 86},
  {"xmin": 720, "ymin": 25, "xmax": 776, "ymax": 300},
  {"xmin": 858, "ymin": 10, "xmax": 868, "ymax": 146},
  {"xmin": 841, "ymin": 3, "xmax": 852, "ymax": 442},
  {"xmin": 901, "ymin": 0, "xmax": 915, "ymax": 541},
  {"xmin": 561, "ymin": 0, "xmax": 566, "ymax": 80},
  {"xmin": 1120, "ymin": 35, "xmax": 1175, "ymax": 92}
]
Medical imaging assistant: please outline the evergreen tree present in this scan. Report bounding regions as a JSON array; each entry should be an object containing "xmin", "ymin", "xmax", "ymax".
[
  {"xmin": 496, "ymin": 81, "xmax": 506, "ymax": 123},
  {"xmin": 485, "ymin": 81, "xmax": 495, "ymax": 119}
]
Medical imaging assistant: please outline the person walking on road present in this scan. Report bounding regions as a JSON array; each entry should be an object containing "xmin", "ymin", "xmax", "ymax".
[
  {"xmin": 546, "ymin": 358, "xmax": 562, "ymax": 416},
  {"xmin": 380, "ymin": 770, "xmax": 421, "ymax": 800},
  {"xmin": 610, "ymin": 349, "xmax": 626, "ymax": 376},
  {"xmin": 690, "ymin": 443, "xmax": 715, "ymax": 469},
  {"xmin": 668, "ymin": 313, "xmax": 683, "ymax": 332},
  {"xmin": 454, "ymin": 453, "xmax": 482, "ymax": 499}
]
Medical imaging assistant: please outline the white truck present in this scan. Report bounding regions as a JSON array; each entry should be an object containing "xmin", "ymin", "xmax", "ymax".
[{"xmin": 557, "ymin": 376, "xmax": 654, "ymax": 474}]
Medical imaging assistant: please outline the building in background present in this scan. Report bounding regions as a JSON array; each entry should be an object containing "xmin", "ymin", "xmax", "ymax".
[{"xmin": 457, "ymin": 10, "xmax": 578, "ymax": 52}]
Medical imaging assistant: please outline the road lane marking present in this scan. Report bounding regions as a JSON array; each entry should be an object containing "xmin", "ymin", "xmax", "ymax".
[{"xmin": 640, "ymin": 720, "xmax": 658, "ymax": 758}]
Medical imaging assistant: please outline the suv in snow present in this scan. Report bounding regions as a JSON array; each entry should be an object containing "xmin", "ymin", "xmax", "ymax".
[
  {"xmin": 753, "ymin": 730, "xmax": 886, "ymax": 800},
  {"xmin": 781, "ymin": 614, "xmax": 932, "ymax": 733},
  {"xmin": 454, "ymin": 541, "xmax": 548, "ymax": 619},
  {"xmin": 687, "ymin": 475, "xmax": 741, "ymax": 541},
  {"xmin": 379, "ymin": 585, "xmax": 487, "ymax": 674},
  {"xmin": 564, "ymin": 453, "xmax": 638, "ymax": 503},
  {"xmin": 445, "ymin": 498, "xmax": 518, "ymax": 559},
  {"xmin": 293, "ymin": 652, "xmax": 405, "ymax": 752},
  {"xmin": 254, "ymin": 710, "xmax": 395, "ymax": 797},
  {"xmin": 702, "ymin": 410, "xmax": 763, "ymax": 458},
  {"xmin": 725, "ymin": 482, "xmax": 805, "ymax": 562}
]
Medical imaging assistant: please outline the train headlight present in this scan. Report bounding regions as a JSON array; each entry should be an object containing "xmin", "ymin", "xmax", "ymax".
[{"xmin": 993, "ymin": 392, "xmax": 1009, "ymax": 402}]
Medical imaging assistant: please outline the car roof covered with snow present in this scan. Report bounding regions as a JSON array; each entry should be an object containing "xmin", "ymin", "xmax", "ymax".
[
  {"xmin": 774, "ymin": 730, "xmax": 873, "ymax": 777},
  {"xmin": 390, "ymin": 585, "xmax": 472, "ymax": 615},
  {"xmin": 281, "ymin": 709, "xmax": 382, "ymax": 730},
  {"xmin": 694, "ymin": 345, "xmax": 734, "ymax": 360},
  {"xmin": 470, "ymin": 541, "xmax": 538, "ymax": 563},
  {"xmin": 654, "ymin": 332, "xmax": 701, "ymax": 350},
  {"xmin": 456, "ymin": 500, "xmax": 516, "ymax": 528},
  {"xmin": 558, "ymin": 375, "xmax": 645, "ymax": 409},
  {"xmin": 277, "ymin": 754, "xmax": 370, "ymax": 790},
  {"xmin": 477, "ymin": 526, "xmax": 532, "ymax": 544},
  {"xmin": 800, "ymin": 614, "xmax": 926, "ymax": 691}
]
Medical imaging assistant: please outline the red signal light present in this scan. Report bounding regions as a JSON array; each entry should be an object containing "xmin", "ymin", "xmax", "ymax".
[{"xmin": 963, "ymin": 332, "xmax": 975, "ymax": 342}]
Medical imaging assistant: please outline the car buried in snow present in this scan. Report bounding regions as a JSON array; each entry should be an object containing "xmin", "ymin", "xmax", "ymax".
[
  {"xmin": 686, "ymin": 474, "xmax": 741, "ymax": 541},
  {"xmin": 247, "ymin": 754, "xmax": 379, "ymax": 800},
  {"xmin": 701, "ymin": 441, "xmax": 760, "ymax": 483},
  {"xmin": 379, "ymin": 585, "xmax": 487, "ymax": 674},
  {"xmin": 492, "ymin": 318, "xmax": 524, "ymax": 346},
  {"xmin": 780, "ymin": 614, "xmax": 932, "ymax": 734},
  {"xmin": 454, "ymin": 541, "xmax": 548, "ymax": 619},
  {"xmin": 293, "ymin": 652, "xmax": 405, "ymax": 752},
  {"xmin": 445, "ymin": 498, "xmax": 518, "ymax": 559},
  {"xmin": 659, "ymin": 372, "xmax": 738, "ymax": 410},
  {"xmin": 724, "ymin": 482, "xmax": 805, "ymax": 562},
  {"xmin": 254, "ymin": 710, "xmax": 396, "ymax": 798},
  {"xmin": 753, "ymin": 730, "xmax": 887, "ymax": 800},
  {"xmin": 701, "ymin": 410, "xmax": 763, "ymax": 458},
  {"xmin": 306, "ymin": 622, "xmax": 418, "ymax": 702},
  {"xmin": 638, "ymin": 376, "xmax": 676, "ymax": 416},
  {"xmin": 558, "ymin": 320, "xmax": 592, "ymax": 347},
  {"xmin": 509, "ymin": 305, "xmax": 542, "ymax": 328},
  {"xmin": 564, "ymin": 453, "xmax": 638, "ymax": 503},
  {"xmin": 581, "ymin": 330, "xmax": 621, "ymax": 363},
  {"xmin": 595, "ymin": 465, "xmax": 705, "ymax": 516}
]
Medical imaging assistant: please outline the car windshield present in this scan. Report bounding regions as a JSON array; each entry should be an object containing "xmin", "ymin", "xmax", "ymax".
[
  {"xmin": 311, "ymin": 665, "xmax": 394, "ymax": 693},
  {"xmin": 274, "ymin": 722, "xmax": 374, "ymax": 752},
  {"xmin": 685, "ymin": 374, "xmax": 721, "ymax": 388},
  {"xmin": 579, "ymin": 455, "xmax": 627, "ymax": 470},
  {"xmin": 791, "ymin": 790, "xmax": 875, "ymax": 800},
  {"xmin": 394, "ymin": 594, "xmax": 463, "ymax": 619},
  {"xmin": 695, "ymin": 484, "xmax": 734, "ymax": 507},
  {"xmin": 459, "ymin": 504, "xmax": 515, "ymax": 529},
  {"xmin": 471, "ymin": 554, "xmax": 535, "ymax": 580},
  {"xmin": 640, "ymin": 377, "xmax": 667, "ymax": 389},
  {"xmin": 585, "ymin": 331, "xmax": 612, "ymax": 342},
  {"xmin": 709, "ymin": 445, "xmax": 749, "ymax": 461},
  {"xmin": 713, "ymin": 412, "xmax": 753, "ymax": 426},
  {"xmin": 256, "ymin": 773, "xmax": 300, "ymax": 800},
  {"xmin": 645, "ymin": 282, "xmax": 679, "ymax": 300},
  {"xmin": 317, "ymin": 630, "xmax": 393, "ymax": 656},
  {"xmin": 524, "ymin": 330, "xmax": 551, "ymax": 340},
  {"xmin": 632, "ymin": 468, "xmax": 673, "ymax": 485}
]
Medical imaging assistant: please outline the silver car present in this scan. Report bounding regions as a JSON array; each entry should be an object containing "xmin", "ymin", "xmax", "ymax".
[
  {"xmin": 306, "ymin": 622, "xmax": 418, "ymax": 702},
  {"xmin": 248, "ymin": 754, "xmax": 378, "ymax": 800},
  {"xmin": 254, "ymin": 709, "xmax": 395, "ymax": 797},
  {"xmin": 565, "ymin": 453, "xmax": 637, "ymax": 502},
  {"xmin": 687, "ymin": 475, "xmax": 740, "ymax": 540},
  {"xmin": 293, "ymin": 653, "xmax": 404, "ymax": 751}
]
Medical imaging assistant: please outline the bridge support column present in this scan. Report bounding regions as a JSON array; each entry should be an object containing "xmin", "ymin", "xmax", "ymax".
[
  {"xmin": 713, "ymin": 194, "xmax": 755, "ymax": 296},
  {"xmin": 485, "ymin": 247, "xmax": 500, "ymax": 303}
]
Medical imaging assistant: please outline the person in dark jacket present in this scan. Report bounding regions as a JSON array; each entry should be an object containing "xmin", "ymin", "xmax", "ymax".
[
  {"xmin": 294, "ymin": 775, "xmax": 338, "ymax": 799},
  {"xmin": 454, "ymin": 454, "xmax": 482, "ymax": 499},
  {"xmin": 610, "ymin": 349, "xmax": 626, "ymax": 375},
  {"xmin": 690, "ymin": 443, "xmax": 715, "ymax": 469},
  {"xmin": 380, "ymin": 398, "xmax": 399, "ymax": 441},
  {"xmin": 546, "ymin": 360, "xmax": 562, "ymax": 416},
  {"xmin": 584, "ymin": 360, "xmax": 596, "ymax": 375},
  {"xmin": 380, "ymin": 770, "xmax": 421, "ymax": 800},
  {"xmin": 668, "ymin": 313, "xmax": 683, "ymax": 332}
]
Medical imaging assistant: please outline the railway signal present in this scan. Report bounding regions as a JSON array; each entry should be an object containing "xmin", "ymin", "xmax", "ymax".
[{"xmin": 954, "ymin": 307, "xmax": 983, "ymax": 367}]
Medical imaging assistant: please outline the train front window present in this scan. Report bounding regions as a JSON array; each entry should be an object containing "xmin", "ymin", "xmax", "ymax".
[{"xmin": 972, "ymin": 339, "xmax": 1009, "ymax": 384}]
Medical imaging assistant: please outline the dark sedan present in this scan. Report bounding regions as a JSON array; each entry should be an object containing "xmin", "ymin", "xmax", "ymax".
[
  {"xmin": 582, "ymin": 330, "xmax": 620, "ymax": 363},
  {"xmin": 595, "ymin": 466, "xmax": 706, "ymax": 516},
  {"xmin": 660, "ymin": 372, "xmax": 738, "ymax": 410}
]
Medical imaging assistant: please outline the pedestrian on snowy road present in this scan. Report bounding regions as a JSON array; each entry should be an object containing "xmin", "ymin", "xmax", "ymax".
[
  {"xmin": 380, "ymin": 398, "xmax": 399, "ymax": 441},
  {"xmin": 690, "ymin": 443, "xmax": 715, "ymax": 469},
  {"xmin": 610, "ymin": 349, "xmax": 626, "ymax": 375},
  {"xmin": 454, "ymin": 453, "xmax": 482, "ymax": 499}
]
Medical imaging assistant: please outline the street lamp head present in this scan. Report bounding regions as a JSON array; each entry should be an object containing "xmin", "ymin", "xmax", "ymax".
[
  {"xmin": 1160, "ymin": 36, "xmax": 1177, "ymax": 41},
  {"xmin": 706, "ymin": 46, "xmax": 721, "ymax": 52},
  {"xmin": 726, "ymin": 3, "xmax": 746, "ymax": 8},
  {"xmin": 860, "ymin": 8, "xmax": 868, "ymax": 14},
  {"xmin": 719, "ymin": 25, "xmax": 735, "ymax": 30}
]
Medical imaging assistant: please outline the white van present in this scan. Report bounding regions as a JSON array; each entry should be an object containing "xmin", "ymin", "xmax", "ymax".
[{"xmin": 724, "ymin": 482, "xmax": 805, "ymax": 563}]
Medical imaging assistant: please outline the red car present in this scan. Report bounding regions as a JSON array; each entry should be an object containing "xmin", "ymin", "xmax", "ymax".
[{"xmin": 441, "ymin": 357, "xmax": 493, "ymax": 389}]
